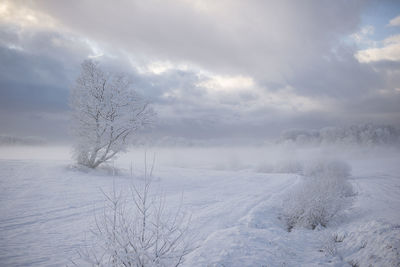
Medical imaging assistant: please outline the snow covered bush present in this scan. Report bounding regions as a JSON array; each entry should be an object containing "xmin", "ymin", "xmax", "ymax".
[
  {"xmin": 78, "ymin": 171, "xmax": 193, "ymax": 266},
  {"xmin": 70, "ymin": 60, "xmax": 154, "ymax": 168},
  {"xmin": 282, "ymin": 160, "xmax": 354, "ymax": 231}
]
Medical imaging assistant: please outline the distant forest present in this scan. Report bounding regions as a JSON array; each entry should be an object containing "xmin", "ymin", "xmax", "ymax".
[{"xmin": 278, "ymin": 124, "xmax": 400, "ymax": 146}]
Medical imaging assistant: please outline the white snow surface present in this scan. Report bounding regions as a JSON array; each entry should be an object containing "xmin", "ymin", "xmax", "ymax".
[{"xmin": 0, "ymin": 145, "xmax": 399, "ymax": 266}]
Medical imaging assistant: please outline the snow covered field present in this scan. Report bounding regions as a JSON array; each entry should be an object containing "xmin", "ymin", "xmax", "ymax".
[{"xmin": 0, "ymin": 145, "xmax": 399, "ymax": 266}]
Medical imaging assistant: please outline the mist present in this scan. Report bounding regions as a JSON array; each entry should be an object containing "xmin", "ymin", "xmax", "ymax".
[{"xmin": 1, "ymin": 1, "xmax": 400, "ymax": 266}]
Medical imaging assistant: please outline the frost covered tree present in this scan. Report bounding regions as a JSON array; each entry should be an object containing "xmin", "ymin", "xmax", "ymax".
[{"xmin": 70, "ymin": 60, "xmax": 154, "ymax": 168}]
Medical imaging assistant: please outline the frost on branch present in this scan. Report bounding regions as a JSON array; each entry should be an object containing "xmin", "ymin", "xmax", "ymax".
[
  {"xmin": 78, "ymin": 172, "xmax": 193, "ymax": 266},
  {"xmin": 70, "ymin": 60, "xmax": 154, "ymax": 168}
]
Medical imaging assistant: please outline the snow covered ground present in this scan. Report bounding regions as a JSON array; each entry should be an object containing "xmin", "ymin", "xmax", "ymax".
[{"xmin": 0, "ymin": 145, "xmax": 399, "ymax": 266}]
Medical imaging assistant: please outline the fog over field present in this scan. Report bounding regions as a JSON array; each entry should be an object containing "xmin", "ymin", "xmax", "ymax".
[{"xmin": 1, "ymin": 1, "xmax": 400, "ymax": 266}]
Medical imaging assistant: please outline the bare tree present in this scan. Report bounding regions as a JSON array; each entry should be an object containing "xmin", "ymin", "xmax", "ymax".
[{"xmin": 70, "ymin": 60, "xmax": 154, "ymax": 168}]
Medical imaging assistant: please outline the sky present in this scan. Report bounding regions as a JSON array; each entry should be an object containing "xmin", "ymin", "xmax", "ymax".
[{"xmin": 0, "ymin": 0, "xmax": 400, "ymax": 143}]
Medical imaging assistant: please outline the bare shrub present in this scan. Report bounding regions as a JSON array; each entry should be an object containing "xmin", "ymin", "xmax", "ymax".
[
  {"xmin": 332, "ymin": 232, "xmax": 346, "ymax": 243},
  {"xmin": 77, "ymin": 165, "xmax": 193, "ymax": 266},
  {"xmin": 320, "ymin": 232, "xmax": 346, "ymax": 256},
  {"xmin": 282, "ymin": 160, "xmax": 354, "ymax": 231},
  {"xmin": 348, "ymin": 259, "xmax": 359, "ymax": 267}
]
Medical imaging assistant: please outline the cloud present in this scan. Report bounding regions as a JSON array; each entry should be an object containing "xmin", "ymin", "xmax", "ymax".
[
  {"xmin": 356, "ymin": 34, "xmax": 400, "ymax": 63},
  {"xmin": 0, "ymin": 0, "xmax": 61, "ymax": 31},
  {"xmin": 19, "ymin": 0, "xmax": 364, "ymax": 80},
  {"xmin": 1, "ymin": 0, "xmax": 400, "ymax": 142},
  {"xmin": 197, "ymin": 75, "xmax": 254, "ymax": 92},
  {"xmin": 388, "ymin": 15, "xmax": 400, "ymax": 27},
  {"xmin": 0, "ymin": 24, "xmax": 93, "ymax": 111},
  {"xmin": 351, "ymin": 25, "xmax": 376, "ymax": 47}
]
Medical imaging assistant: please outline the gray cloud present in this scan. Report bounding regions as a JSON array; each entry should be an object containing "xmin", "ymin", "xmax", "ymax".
[
  {"xmin": 0, "ymin": 25, "xmax": 90, "ymax": 111},
  {"xmin": 26, "ymin": 0, "xmax": 364, "ymax": 78},
  {"xmin": 286, "ymin": 45, "xmax": 384, "ymax": 98},
  {"xmin": 1, "ymin": 0, "xmax": 400, "ymax": 142}
]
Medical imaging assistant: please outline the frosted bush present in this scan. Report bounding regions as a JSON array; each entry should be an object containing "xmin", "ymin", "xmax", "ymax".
[
  {"xmin": 282, "ymin": 160, "xmax": 354, "ymax": 230},
  {"xmin": 303, "ymin": 160, "xmax": 353, "ymax": 197},
  {"xmin": 303, "ymin": 160, "xmax": 350, "ymax": 179},
  {"xmin": 78, "ymin": 174, "xmax": 193, "ymax": 266}
]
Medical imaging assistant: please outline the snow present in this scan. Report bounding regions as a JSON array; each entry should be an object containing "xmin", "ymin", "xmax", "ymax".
[{"xmin": 0, "ymin": 145, "xmax": 399, "ymax": 266}]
